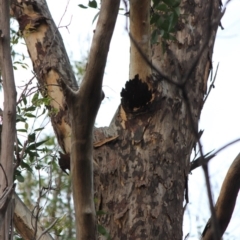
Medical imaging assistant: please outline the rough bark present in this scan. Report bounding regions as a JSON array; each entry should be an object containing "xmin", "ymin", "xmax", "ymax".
[
  {"xmin": 93, "ymin": 1, "xmax": 221, "ymax": 239},
  {"xmin": 10, "ymin": 0, "xmax": 120, "ymax": 238},
  {"xmin": 0, "ymin": 0, "xmax": 17, "ymax": 238},
  {"xmin": 9, "ymin": 0, "xmax": 228, "ymax": 239}
]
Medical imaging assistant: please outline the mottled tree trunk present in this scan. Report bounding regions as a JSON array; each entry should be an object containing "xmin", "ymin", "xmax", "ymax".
[
  {"xmin": 94, "ymin": 0, "xmax": 221, "ymax": 239},
  {"xmin": 10, "ymin": 0, "xmax": 223, "ymax": 239}
]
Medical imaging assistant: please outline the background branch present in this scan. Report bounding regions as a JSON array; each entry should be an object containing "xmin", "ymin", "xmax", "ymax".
[
  {"xmin": 0, "ymin": 0, "xmax": 17, "ymax": 238},
  {"xmin": 201, "ymin": 153, "xmax": 240, "ymax": 240}
]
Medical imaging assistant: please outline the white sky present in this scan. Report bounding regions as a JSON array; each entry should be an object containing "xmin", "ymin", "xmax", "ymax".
[{"xmin": 1, "ymin": 0, "xmax": 240, "ymax": 239}]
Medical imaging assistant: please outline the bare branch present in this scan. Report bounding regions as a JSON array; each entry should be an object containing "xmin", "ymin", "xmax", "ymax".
[
  {"xmin": 201, "ymin": 153, "xmax": 240, "ymax": 240},
  {"xmin": 0, "ymin": 184, "xmax": 15, "ymax": 229},
  {"xmin": 0, "ymin": 0, "xmax": 17, "ymax": 237},
  {"xmin": 64, "ymin": 0, "xmax": 121, "ymax": 239},
  {"xmin": 14, "ymin": 193, "xmax": 54, "ymax": 240},
  {"xmin": 203, "ymin": 63, "xmax": 219, "ymax": 105},
  {"xmin": 37, "ymin": 218, "xmax": 58, "ymax": 240}
]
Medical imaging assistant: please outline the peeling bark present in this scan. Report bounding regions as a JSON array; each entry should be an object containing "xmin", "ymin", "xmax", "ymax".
[
  {"xmin": 129, "ymin": 0, "xmax": 151, "ymax": 80},
  {"xmin": 9, "ymin": 0, "xmax": 226, "ymax": 239},
  {"xmin": 13, "ymin": 194, "xmax": 53, "ymax": 240},
  {"xmin": 94, "ymin": 1, "xmax": 221, "ymax": 239},
  {"xmin": 11, "ymin": 0, "xmax": 78, "ymax": 155},
  {"xmin": 61, "ymin": 0, "xmax": 120, "ymax": 239}
]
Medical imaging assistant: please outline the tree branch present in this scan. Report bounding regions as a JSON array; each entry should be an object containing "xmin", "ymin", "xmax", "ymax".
[
  {"xmin": 0, "ymin": 0, "xmax": 17, "ymax": 237},
  {"xmin": 14, "ymin": 193, "xmax": 54, "ymax": 240},
  {"xmin": 64, "ymin": 0, "xmax": 120, "ymax": 239},
  {"xmin": 129, "ymin": 0, "xmax": 151, "ymax": 80},
  {"xmin": 201, "ymin": 153, "xmax": 240, "ymax": 240}
]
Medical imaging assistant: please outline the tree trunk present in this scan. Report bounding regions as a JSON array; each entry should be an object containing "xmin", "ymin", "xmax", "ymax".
[
  {"xmin": 10, "ymin": 0, "xmax": 223, "ymax": 239},
  {"xmin": 0, "ymin": 0, "xmax": 16, "ymax": 238},
  {"xmin": 93, "ymin": 0, "xmax": 221, "ymax": 239}
]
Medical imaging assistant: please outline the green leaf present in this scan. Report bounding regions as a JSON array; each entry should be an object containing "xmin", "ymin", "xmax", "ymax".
[
  {"xmin": 22, "ymin": 95, "xmax": 27, "ymax": 105},
  {"xmin": 151, "ymin": 29, "xmax": 159, "ymax": 44},
  {"xmin": 24, "ymin": 113, "xmax": 36, "ymax": 118},
  {"xmin": 32, "ymin": 92, "xmax": 39, "ymax": 104},
  {"xmin": 15, "ymin": 173, "xmax": 25, "ymax": 182},
  {"xmin": 97, "ymin": 225, "xmax": 111, "ymax": 240},
  {"xmin": 167, "ymin": 12, "xmax": 178, "ymax": 32},
  {"xmin": 21, "ymin": 161, "xmax": 32, "ymax": 172},
  {"xmin": 35, "ymin": 164, "xmax": 43, "ymax": 170},
  {"xmin": 29, "ymin": 152, "xmax": 37, "ymax": 162},
  {"xmin": 150, "ymin": 13, "xmax": 159, "ymax": 25},
  {"xmin": 160, "ymin": 29, "xmax": 165, "ymax": 37},
  {"xmin": 28, "ymin": 133, "xmax": 36, "ymax": 142},
  {"xmin": 34, "ymin": 127, "xmax": 44, "ymax": 132},
  {"xmin": 78, "ymin": 4, "xmax": 88, "ymax": 8},
  {"xmin": 172, "ymin": 0, "xmax": 181, "ymax": 8},
  {"xmin": 153, "ymin": 0, "xmax": 161, "ymax": 8},
  {"xmin": 88, "ymin": 0, "xmax": 97, "ymax": 8},
  {"xmin": 174, "ymin": 7, "xmax": 180, "ymax": 16},
  {"xmin": 17, "ymin": 129, "xmax": 27, "ymax": 133},
  {"xmin": 96, "ymin": 210, "xmax": 107, "ymax": 216},
  {"xmin": 16, "ymin": 114, "xmax": 26, "ymax": 122},
  {"xmin": 25, "ymin": 106, "xmax": 36, "ymax": 112},
  {"xmin": 25, "ymin": 122, "xmax": 29, "ymax": 130},
  {"xmin": 27, "ymin": 140, "xmax": 48, "ymax": 150},
  {"xmin": 162, "ymin": 0, "xmax": 174, "ymax": 7},
  {"xmin": 156, "ymin": 3, "xmax": 169, "ymax": 11},
  {"xmin": 92, "ymin": 11, "xmax": 100, "ymax": 24}
]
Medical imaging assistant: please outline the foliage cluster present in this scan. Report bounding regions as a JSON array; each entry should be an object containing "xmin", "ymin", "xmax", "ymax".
[{"xmin": 151, "ymin": 0, "xmax": 181, "ymax": 44}]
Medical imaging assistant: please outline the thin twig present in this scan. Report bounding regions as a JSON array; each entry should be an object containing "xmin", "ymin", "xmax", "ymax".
[
  {"xmin": 14, "ymin": 140, "xmax": 28, "ymax": 171},
  {"xmin": 203, "ymin": 63, "xmax": 219, "ymax": 105},
  {"xmin": 0, "ymin": 164, "xmax": 8, "ymax": 189},
  {"xmin": 37, "ymin": 218, "xmax": 59, "ymax": 240}
]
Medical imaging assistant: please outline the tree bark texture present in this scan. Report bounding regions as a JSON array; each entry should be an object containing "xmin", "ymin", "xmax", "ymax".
[
  {"xmin": 10, "ymin": 0, "xmax": 223, "ymax": 239},
  {"xmin": 62, "ymin": 0, "xmax": 120, "ymax": 239},
  {"xmin": 13, "ymin": 193, "xmax": 54, "ymax": 240},
  {"xmin": 0, "ymin": 0, "xmax": 17, "ymax": 238},
  {"xmin": 129, "ymin": 0, "xmax": 151, "ymax": 80},
  {"xmin": 11, "ymin": 0, "xmax": 78, "ymax": 155},
  {"xmin": 93, "ymin": 1, "xmax": 221, "ymax": 239}
]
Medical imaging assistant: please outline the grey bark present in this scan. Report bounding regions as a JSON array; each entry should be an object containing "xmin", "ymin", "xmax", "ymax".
[
  {"xmin": 93, "ymin": 0, "xmax": 221, "ymax": 239},
  {"xmin": 9, "ymin": 0, "xmax": 229, "ymax": 239},
  {"xmin": 13, "ymin": 193, "xmax": 54, "ymax": 240},
  {"xmin": 0, "ymin": 0, "xmax": 17, "ymax": 238}
]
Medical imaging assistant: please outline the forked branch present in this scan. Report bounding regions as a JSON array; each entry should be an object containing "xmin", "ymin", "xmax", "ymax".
[{"xmin": 62, "ymin": 0, "xmax": 121, "ymax": 239}]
